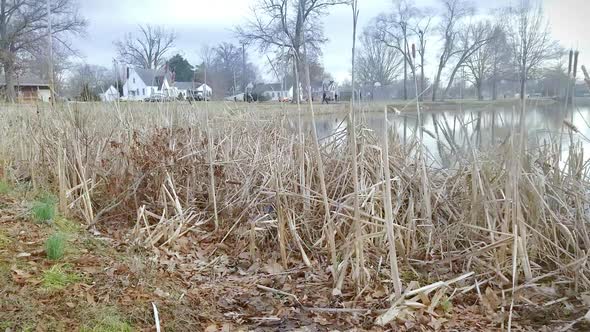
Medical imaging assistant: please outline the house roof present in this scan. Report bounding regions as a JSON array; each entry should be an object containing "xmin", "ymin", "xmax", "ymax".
[
  {"xmin": 174, "ymin": 81, "xmax": 202, "ymax": 90},
  {"xmin": 253, "ymin": 83, "xmax": 285, "ymax": 94},
  {"xmin": 133, "ymin": 68, "xmax": 171, "ymax": 86},
  {"xmin": 0, "ymin": 72, "xmax": 49, "ymax": 87}
]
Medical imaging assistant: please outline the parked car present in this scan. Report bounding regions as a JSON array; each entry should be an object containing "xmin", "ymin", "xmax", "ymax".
[
  {"xmin": 187, "ymin": 91, "xmax": 210, "ymax": 102},
  {"xmin": 144, "ymin": 94, "xmax": 173, "ymax": 102}
]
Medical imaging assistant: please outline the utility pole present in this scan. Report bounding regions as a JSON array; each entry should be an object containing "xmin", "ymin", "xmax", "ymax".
[{"xmin": 47, "ymin": 0, "xmax": 54, "ymax": 104}]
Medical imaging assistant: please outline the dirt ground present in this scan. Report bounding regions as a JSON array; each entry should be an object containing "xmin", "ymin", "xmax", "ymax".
[{"xmin": 1, "ymin": 185, "xmax": 588, "ymax": 332}]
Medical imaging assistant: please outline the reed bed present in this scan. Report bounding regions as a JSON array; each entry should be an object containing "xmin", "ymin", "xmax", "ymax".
[{"xmin": 1, "ymin": 101, "xmax": 589, "ymax": 324}]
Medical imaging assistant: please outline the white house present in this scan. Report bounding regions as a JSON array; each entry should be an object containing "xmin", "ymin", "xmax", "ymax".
[
  {"xmin": 173, "ymin": 81, "xmax": 212, "ymax": 100},
  {"xmin": 253, "ymin": 83, "xmax": 292, "ymax": 101},
  {"xmin": 100, "ymin": 85, "xmax": 119, "ymax": 102},
  {"xmin": 122, "ymin": 68, "xmax": 173, "ymax": 101}
]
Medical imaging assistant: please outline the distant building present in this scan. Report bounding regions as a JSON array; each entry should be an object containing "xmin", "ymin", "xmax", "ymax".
[
  {"xmin": 0, "ymin": 73, "xmax": 51, "ymax": 102},
  {"xmin": 122, "ymin": 67, "xmax": 213, "ymax": 101},
  {"xmin": 174, "ymin": 81, "xmax": 212, "ymax": 100},
  {"xmin": 122, "ymin": 68, "xmax": 174, "ymax": 101},
  {"xmin": 252, "ymin": 83, "xmax": 291, "ymax": 101},
  {"xmin": 100, "ymin": 85, "xmax": 120, "ymax": 102}
]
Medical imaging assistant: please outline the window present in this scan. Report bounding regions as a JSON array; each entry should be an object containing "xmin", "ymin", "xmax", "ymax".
[
  {"xmin": 133, "ymin": 78, "xmax": 136, "ymax": 84},
  {"xmin": 272, "ymin": 92, "xmax": 275, "ymax": 98},
  {"xmin": 278, "ymin": 92, "xmax": 282, "ymax": 98},
  {"xmin": 142, "ymin": 88, "xmax": 145, "ymax": 95}
]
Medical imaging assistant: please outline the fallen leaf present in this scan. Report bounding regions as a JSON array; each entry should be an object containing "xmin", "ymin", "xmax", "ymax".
[
  {"xmin": 154, "ymin": 288, "xmax": 170, "ymax": 298},
  {"xmin": 16, "ymin": 252, "xmax": 31, "ymax": 258},
  {"xmin": 204, "ymin": 324, "xmax": 218, "ymax": 332}
]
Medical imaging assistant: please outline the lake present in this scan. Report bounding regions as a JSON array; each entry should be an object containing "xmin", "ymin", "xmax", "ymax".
[{"xmin": 301, "ymin": 102, "xmax": 590, "ymax": 168}]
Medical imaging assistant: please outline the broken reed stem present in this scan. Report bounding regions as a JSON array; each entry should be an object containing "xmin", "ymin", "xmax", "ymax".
[
  {"xmin": 349, "ymin": 0, "xmax": 365, "ymax": 286},
  {"xmin": 413, "ymin": 51, "xmax": 432, "ymax": 256},
  {"xmin": 204, "ymin": 62, "xmax": 220, "ymax": 230},
  {"xmin": 299, "ymin": 2, "xmax": 337, "ymax": 285},
  {"xmin": 381, "ymin": 106, "xmax": 402, "ymax": 298},
  {"xmin": 274, "ymin": 167, "xmax": 289, "ymax": 269}
]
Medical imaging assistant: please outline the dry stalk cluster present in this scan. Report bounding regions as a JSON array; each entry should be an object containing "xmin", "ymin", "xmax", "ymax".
[{"xmin": 0, "ymin": 102, "xmax": 588, "ymax": 307}]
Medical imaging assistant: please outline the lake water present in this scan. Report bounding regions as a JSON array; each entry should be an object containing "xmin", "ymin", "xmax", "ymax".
[{"xmin": 301, "ymin": 103, "xmax": 590, "ymax": 168}]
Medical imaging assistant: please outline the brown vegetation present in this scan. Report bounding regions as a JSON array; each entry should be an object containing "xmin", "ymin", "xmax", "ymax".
[{"xmin": 0, "ymin": 101, "xmax": 589, "ymax": 330}]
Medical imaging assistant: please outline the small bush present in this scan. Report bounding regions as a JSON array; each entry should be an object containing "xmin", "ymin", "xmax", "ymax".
[
  {"xmin": 32, "ymin": 195, "xmax": 57, "ymax": 222},
  {"xmin": 45, "ymin": 233, "xmax": 66, "ymax": 260},
  {"xmin": 42, "ymin": 264, "xmax": 80, "ymax": 290}
]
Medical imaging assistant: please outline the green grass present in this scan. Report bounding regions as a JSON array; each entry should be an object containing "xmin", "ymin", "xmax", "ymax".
[
  {"xmin": 31, "ymin": 195, "xmax": 57, "ymax": 222},
  {"xmin": 45, "ymin": 233, "xmax": 66, "ymax": 260},
  {"xmin": 42, "ymin": 264, "xmax": 80, "ymax": 290},
  {"xmin": 80, "ymin": 307, "xmax": 133, "ymax": 332},
  {"xmin": 0, "ymin": 180, "xmax": 10, "ymax": 194},
  {"xmin": 0, "ymin": 231, "xmax": 11, "ymax": 249},
  {"xmin": 54, "ymin": 217, "xmax": 81, "ymax": 234}
]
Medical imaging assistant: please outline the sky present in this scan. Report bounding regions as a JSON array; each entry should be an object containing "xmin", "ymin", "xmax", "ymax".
[{"xmin": 75, "ymin": 0, "xmax": 590, "ymax": 83}]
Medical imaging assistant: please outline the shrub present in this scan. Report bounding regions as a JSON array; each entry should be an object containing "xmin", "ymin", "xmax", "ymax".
[
  {"xmin": 32, "ymin": 195, "xmax": 57, "ymax": 222},
  {"xmin": 45, "ymin": 233, "xmax": 66, "ymax": 260}
]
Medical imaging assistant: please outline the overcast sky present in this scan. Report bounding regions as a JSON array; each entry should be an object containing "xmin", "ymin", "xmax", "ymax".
[{"xmin": 75, "ymin": 0, "xmax": 590, "ymax": 83}]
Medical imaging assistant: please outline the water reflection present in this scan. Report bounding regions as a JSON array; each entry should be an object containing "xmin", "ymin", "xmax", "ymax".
[{"xmin": 295, "ymin": 105, "xmax": 590, "ymax": 168}]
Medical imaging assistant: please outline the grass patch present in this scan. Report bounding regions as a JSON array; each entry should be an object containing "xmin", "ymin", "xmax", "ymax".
[
  {"xmin": 31, "ymin": 195, "xmax": 57, "ymax": 223},
  {"xmin": 80, "ymin": 307, "xmax": 133, "ymax": 332},
  {"xmin": 45, "ymin": 233, "xmax": 66, "ymax": 260},
  {"xmin": 0, "ymin": 231, "xmax": 11, "ymax": 249},
  {"xmin": 54, "ymin": 217, "xmax": 81, "ymax": 234},
  {"xmin": 42, "ymin": 264, "xmax": 80, "ymax": 290},
  {"xmin": 0, "ymin": 180, "xmax": 10, "ymax": 194}
]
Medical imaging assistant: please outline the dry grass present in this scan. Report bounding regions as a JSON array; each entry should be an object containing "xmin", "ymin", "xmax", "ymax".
[{"xmin": 0, "ymin": 100, "xmax": 589, "ymax": 328}]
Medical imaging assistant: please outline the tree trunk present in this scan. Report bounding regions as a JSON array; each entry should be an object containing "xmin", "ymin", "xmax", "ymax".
[
  {"xmin": 476, "ymin": 80, "xmax": 483, "ymax": 100},
  {"xmin": 491, "ymin": 77, "xmax": 498, "ymax": 100},
  {"xmin": 3, "ymin": 60, "xmax": 16, "ymax": 102},
  {"xmin": 432, "ymin": 64, "xmax": 444, "ymax": 102},
  {"xmin": 443, "ymin": 64, "xmax": 464, "ymax": 100},
  {"xmin": 292, "ymin": 58, "xmax": 300, "ymax": 104},
  {"xmin": 520, "ymin": 59, "xmax": 527, "ymax": 100}
]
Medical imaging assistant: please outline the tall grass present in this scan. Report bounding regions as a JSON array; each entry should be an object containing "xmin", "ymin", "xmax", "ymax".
[
  {"xmin": 0, "ymin": 100, "xmax": 588, "ymax": 313},
  {"xmin": 46, "ymin": 233, "xmax": 66, "ymax": 260}
]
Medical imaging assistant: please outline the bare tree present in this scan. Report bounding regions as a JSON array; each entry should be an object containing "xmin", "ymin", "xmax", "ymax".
[
  {"xmin": 488, "ymin": 24, "xmax": 511, "ymax": 100},
  {"xmin": 66, "ymin": 63, "xmax": 114, "ymax": 98},
  {"xmin": 376, "ymin": 0, "xmax": 419, "ymax": 100},
  {"xmin": 463, "ymin": 22, "xmax": 498, "ymax": 100},
  {"xmin": 200, "ymin": 42, "xmax": 258, "ymax": 97},
  {"xmin": 356, "ymin": 24, "xmax": 402, "ymax": 86},
  {"xmin": 0, "ymin": 0, "xmax": 86, "ymax": 101},
  {"xmin": 115, "ymin": 25, "xmax": 176, "ymax": 70},
  {"xmin": 443, "ymin": 20, "xmax": 497, "ymax": 99},
  {"xmin": 431, "ymin": 0, "xmax": 473, "ymax": 101},
  {"xmin": 24, "ymin": 41, "xmax": 75, "ymax": 95},
  {"xmin": 235, "ymin": 0, "xmax": 348, "ymax": 102},
  {"xmin": 410, "ymin": 13, "xmax": 432, "ymax": 100},
  {"xmin": 505, "ymin": 0, "xmax": 560, "ymax": 100}
]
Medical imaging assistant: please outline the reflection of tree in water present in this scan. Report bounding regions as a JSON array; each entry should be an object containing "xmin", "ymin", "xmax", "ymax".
[{"xmin": 294, "ymin": 105, "xmax": 590, "ymax": 166}]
